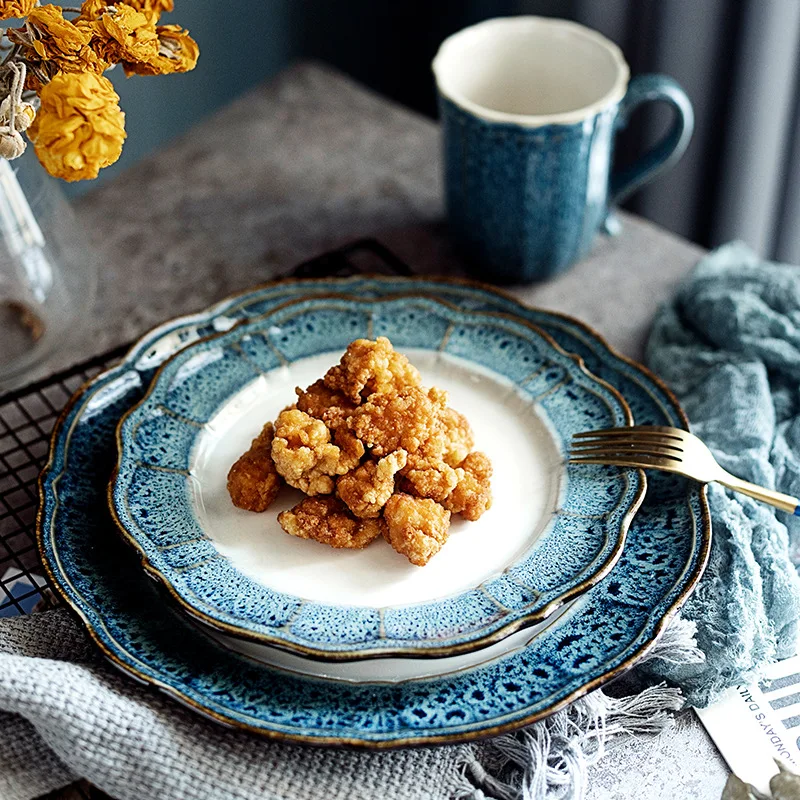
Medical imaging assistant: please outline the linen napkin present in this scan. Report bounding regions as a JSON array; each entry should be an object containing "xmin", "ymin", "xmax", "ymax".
[
  {"xmin": 0, "ymin": 607, "xmax": 689, "ymax": 800},
  {"xmin": 645, "ymin": 241, "xmax": 800, "ymax": 706},
  {"xmin": 0, "ymin": 608, "xmax": 468, "ymax": 800}
]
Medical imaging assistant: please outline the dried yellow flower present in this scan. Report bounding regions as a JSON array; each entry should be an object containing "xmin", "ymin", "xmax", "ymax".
[
  {"xmin": 28, "ymin": 72, "xmax": 126, "ymax": 182},
  {"xmin": 0, "ymin": 0, "xmax": 35, "ymax": 21},
  {"xmin": 79, "ymin": 0, "xmax": 173, "ymax": 20},
  {"xmin": 124, "ymin": 0, "xmax": 174, "ymax": 15},
  {"xmin": 81, "ymin": 4, "xmax": 159, "ymax": 65},
  {"xmin": 78, "ymin": 0, "xmax": 110, "ymax": 18},
  {"xmin": 124, "ymin": 24, "xmax": 198, "ymax": 76},
  {"xmin": 8, "ymin": 5, "xmax": 105, "ymax": 76}
]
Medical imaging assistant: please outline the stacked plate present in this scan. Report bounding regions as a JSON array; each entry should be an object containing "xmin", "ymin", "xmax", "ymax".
[{"xmin": 38, "ymin": 276, "xmax": 711, "ymax": 747}]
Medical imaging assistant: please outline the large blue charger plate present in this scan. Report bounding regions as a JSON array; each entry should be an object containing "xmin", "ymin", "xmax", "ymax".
[
  {"xmin": 111, "ymin": 295, "xmax": 644, "ymax": 660},
  {"xmin": 38, "ymin": 276, "xmax": 711, "ymax": 747}
]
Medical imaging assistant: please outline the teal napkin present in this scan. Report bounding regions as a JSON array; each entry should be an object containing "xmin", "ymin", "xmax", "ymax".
[{"xmin": 646, "ymin": 241, "xmax": 800, "ymax": 706}]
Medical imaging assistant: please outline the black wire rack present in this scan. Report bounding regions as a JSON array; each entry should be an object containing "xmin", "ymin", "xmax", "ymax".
[
  {"xmin": 0, "ymin": 343, "xmax": 131, "ymax": 619},
  {"xmin": 0, "ymin": 239, "xmax": 413, "ymax": 800}
]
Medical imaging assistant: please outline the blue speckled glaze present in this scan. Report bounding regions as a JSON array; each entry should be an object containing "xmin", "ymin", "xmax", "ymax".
[
  {"xmin": 112, "ymin": 296, "xmax": 642, "ymax": 658},
  {"xmin": 440, "ymin": 74, "xmax": 693, "ymax": 283},
  {"xmin": 39, "ymin": 277, "xmax": 711, "ymax": 746}
]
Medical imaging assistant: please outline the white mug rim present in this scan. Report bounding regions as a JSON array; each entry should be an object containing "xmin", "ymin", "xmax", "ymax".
[{"xmin": 432, "ymin": 16, "xmax": 630, "ymax": 128}]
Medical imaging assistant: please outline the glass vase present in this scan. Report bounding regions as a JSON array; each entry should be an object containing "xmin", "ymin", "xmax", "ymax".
[{"xmin": 0, "ymin": 148, "xmax": 96, "ymax": 391}]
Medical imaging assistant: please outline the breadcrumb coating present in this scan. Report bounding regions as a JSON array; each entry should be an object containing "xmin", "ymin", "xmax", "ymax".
[
  {"xmin": 347, "ymin": 386, "xmax": 448, "ymax": 457},
  {"xmin": 332, "ymin": 425, "xmax": 366, "ymax": 469},
  {"xmin": 323, "ymin": 336, "xmax": 421, "ymax": 403},
  {"xmin": 271, "ymin": 408, "xmax": 364, "ymax": 495},
  {"xmin": 440, "ymin": 407, "xmax": 475, "ymax": 468},
  {"xmin": 399, "ymin": 452, "xmax": 459, "ymax": 503},
  {"xmin": 337, "ymin": 449, "xmax": 407, "ymax": 518},
  {"xmin": 443, "ymin": 451, "xmax": 493, "ymax": 521},
  {"xmin": 383, "ymin": 493, "xmax": 451, "ymax": 566},
  {"xmin": 279, "ymin": 496, "xmax": 384, "ymax": 549},
  {"xmin": 295, "ymin": 378, "xmax": 357, "ymax": 431},
  {"xmin": 226, "ymin": 422, "xmax": 283, "ymax": 512}
]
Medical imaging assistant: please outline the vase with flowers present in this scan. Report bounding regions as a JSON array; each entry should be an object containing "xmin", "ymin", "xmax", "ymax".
[{"xmin": 0, "ymin": 0, "xmax": 198, "ymax": 387}]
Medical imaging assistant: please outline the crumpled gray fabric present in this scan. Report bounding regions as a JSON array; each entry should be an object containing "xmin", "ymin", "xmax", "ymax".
[
  {"xmin": 0, "ymin": 608, "xmax": 469, "ymax": 800},
  {"xmin": 0, "ymin": 607, "xmax": 697, "ymax": 800},
  {"xmin": 645, "ymin": 241, "xmax": 800, "ymax": 706}
]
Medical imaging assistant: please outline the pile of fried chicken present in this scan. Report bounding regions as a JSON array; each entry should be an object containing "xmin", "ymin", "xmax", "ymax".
[{"xmin": 226, "ymin": 337, "xmax": 492, "ymax": 566}]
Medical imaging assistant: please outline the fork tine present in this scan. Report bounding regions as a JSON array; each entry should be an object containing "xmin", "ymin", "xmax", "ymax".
[
  {"xmin": 573, "ymin": 431, "xmax": 680, "ymax": 444},
  {"xmin": 570, "ymin": 447, "xmax": 683, "ymax": 463},
  {"xmin": 571, "ymin": 440, "xmax": 683, "ymax": 456},
  {"xmin": 569, "ymin": 454, "xmax": 681, "ymax": 469},
  {"xmin": 573, "ymin": 426, "xmax": 685, "ymax": 442},
  {"xmin": 573, "ymin": 425, "xmax": 684, "ymax": 436}
]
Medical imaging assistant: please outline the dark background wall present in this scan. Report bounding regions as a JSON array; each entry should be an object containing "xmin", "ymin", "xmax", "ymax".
[
  {"xmin": 88, "ymin": 0, "xmax": 577, "ymax": 191},
  {"xmin": 81, "ymin": 1, "xmax": 743, "ymax": 253}
]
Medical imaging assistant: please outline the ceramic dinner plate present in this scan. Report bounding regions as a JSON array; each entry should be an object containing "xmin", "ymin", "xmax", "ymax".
[
  {"xmin": 38, "ymin": 276, "xmax": 711, "ymax": 747},
  {"xmin": 111, "ymin": 295, "xmax": 644, "ymax": 660}
]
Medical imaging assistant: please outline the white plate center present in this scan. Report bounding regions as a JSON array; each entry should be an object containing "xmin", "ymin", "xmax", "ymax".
[{"xmin": 190, "ymin": 349, "xmax": 563, "ymax": 608}]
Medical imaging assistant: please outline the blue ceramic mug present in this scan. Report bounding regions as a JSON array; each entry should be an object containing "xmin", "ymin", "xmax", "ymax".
[{"xmin": 433, "ymin": 17, "xmax": 694, "ymax": 283}]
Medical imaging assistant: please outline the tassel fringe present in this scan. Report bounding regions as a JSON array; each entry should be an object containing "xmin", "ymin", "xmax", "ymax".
[{"xmin": 453, "ymin": 615, "xmax": 704, "ymax": 800}]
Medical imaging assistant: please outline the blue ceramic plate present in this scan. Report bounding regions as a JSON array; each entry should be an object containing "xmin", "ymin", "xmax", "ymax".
[
  {"xmin": 111, "ymin": 295, "xmax": 644, "ymax": 660},
  {"xmin": 38, "ymin": 277, "xmax": 710, "ymax": 747}
]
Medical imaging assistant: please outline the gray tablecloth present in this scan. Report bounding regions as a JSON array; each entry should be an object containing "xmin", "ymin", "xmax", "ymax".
[
  {"xmin": 1, "ymin": 606, "xmax": 700, "ymax": 800},
  {"xmin": 0, "ymin": 610, "xmax": 468, "ymax": 800}
]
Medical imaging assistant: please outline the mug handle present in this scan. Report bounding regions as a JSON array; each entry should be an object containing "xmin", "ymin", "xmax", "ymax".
[{"xmin": 608, "ymin": 74, "xmax": 694, "ymax": 213}]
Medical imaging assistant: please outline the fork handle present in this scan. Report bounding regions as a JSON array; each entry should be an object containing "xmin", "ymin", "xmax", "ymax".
[{"xmin": 718, "ymin": 473, "xmax": 800, "ymax": 516}]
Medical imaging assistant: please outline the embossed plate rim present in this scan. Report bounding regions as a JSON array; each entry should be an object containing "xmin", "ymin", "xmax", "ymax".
[{"xmin": 110, "ymin": 292, "xmax": 645, "ymax": 661}]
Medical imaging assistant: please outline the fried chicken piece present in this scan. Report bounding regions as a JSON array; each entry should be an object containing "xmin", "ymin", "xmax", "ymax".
[
  {"xmin": 295, "ymin": 378, "xmax": 358, "ymax": 431},
  {"xmin": 271, "ymin": 409, "xmax": 364, "ymax": 495},
  {"xmin": 443, "ymin": 451, "xmax": 493, "ymax": 521},
  {"xmin": 337, "ymin": 449, "xmax": 407, "ymax": 518},
  {"xmin": 226, "ymin": 422, "xmax": 283, "ymax": 512},
  {"xmin": 382, "ymin": 493, "xmax": 451, "ymax": 566},
  {"xmin": 333, "ymin": 425, "xmax": 366, "ymax": 470},
  {"xmin": 278, "ymin": 496, "xmax": 384, "ymax": 549},
  {"xmin": 398, "ymin": 451, "xmax": 459, "ymax": 503},
  {"xmin": 397, "ymin": 405, "xmax": 478, "ymax": 501},
  {"xmin": 348, "ymin": 386, "xmax": 447, "ymax": 457},
  {"xmin": 440, "ymin": 407, "xmax": 475, "ymax": 468},
  {"xmin": 323, "ymin": 337, "xmax": 421, "ymax": 403}
]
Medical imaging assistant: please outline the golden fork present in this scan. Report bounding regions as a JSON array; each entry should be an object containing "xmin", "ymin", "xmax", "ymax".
[{"xmin": 571, "ymin": 425, "xmax": 800, "ymax": 516}]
